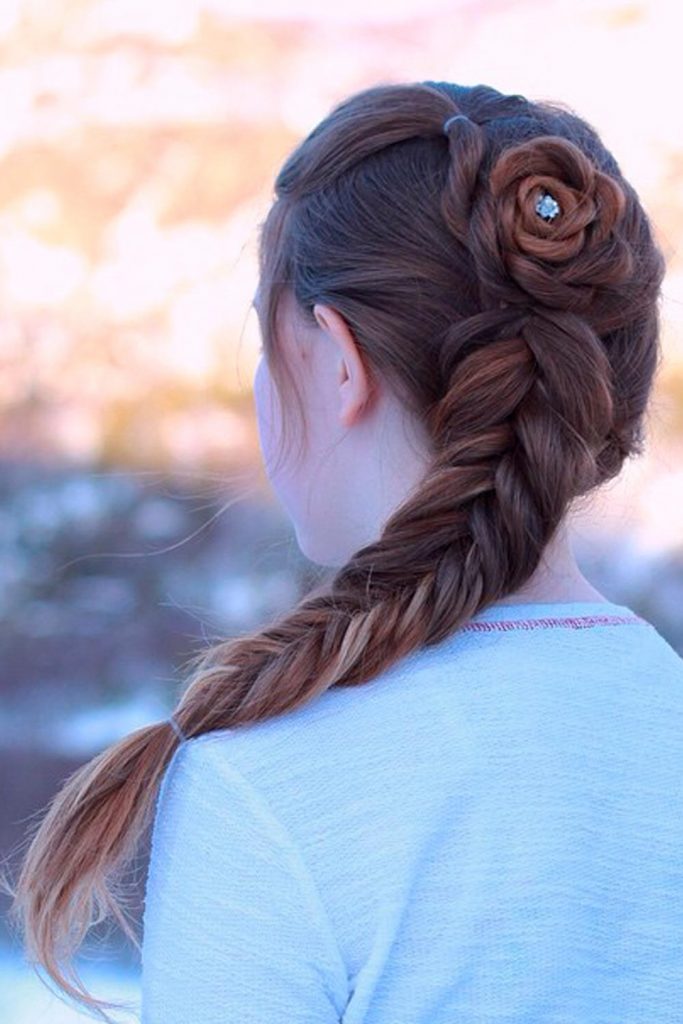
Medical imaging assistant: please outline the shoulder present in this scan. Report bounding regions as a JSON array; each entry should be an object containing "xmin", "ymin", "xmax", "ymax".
[
  {"xmin": 155, "ymin": 732, "xmax": 293, "ymax": 848},
  {"xmin": 147, "ymin": 735, "xmax": 287, "ymax": 886},
  {"xmin": 175, "ymin": 631, "xmax": 485, "ymax": 784},
  {"xmin": 147, "ymin": 731, "xmax": 345, "ymax": 960},
  {"xmin": 143, "ymin": 732, "xmax": 350, "ymax": 1023}
]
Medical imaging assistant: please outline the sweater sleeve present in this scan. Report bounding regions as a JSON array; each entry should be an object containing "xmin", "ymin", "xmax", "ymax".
[{"xmin": 140, "ymin": 735, "xmax": 349, "ymax": 1024}]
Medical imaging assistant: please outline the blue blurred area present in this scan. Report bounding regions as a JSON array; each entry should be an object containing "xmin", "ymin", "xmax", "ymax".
[
  {"xmin": 0, "ymin": 940, "xmax": 140, "ymax": 1023},
  {"xmin": 0, "ymin": 457, "xmax": 319, "ymax": 1000}
]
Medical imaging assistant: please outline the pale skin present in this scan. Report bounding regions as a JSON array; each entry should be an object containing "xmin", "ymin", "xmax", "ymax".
[{"xmin": 252, "ymin": 289, "xmax": 610, "ymax": 605}]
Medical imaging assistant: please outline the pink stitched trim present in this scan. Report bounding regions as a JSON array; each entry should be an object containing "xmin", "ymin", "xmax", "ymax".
[{"xmin": 461, "ymin": 613, "xmax": 648, "ymax": 632}]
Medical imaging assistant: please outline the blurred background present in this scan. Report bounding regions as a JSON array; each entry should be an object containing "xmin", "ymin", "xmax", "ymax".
[{"xmin": 0, "ymin": 0, "xmax": 681, "ymax": 1019}]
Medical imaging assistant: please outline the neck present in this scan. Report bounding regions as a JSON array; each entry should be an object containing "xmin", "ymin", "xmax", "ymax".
[{"xmin": 498, "ymin": 520, "xmax": 608, "ymax": 605}]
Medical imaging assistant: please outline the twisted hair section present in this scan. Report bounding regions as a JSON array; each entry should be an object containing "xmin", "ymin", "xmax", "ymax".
[{"xmin": 4, "ymin": 80, "xmax": 667, "ymax": 1019}]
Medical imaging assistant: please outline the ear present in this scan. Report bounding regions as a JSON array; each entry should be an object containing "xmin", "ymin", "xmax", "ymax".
[{"xmin": 312, "ymin": 303, "xmax": 374, "ymax": 428}]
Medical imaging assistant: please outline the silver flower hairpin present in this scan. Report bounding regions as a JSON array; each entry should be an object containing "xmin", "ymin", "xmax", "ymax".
[{"xmin": 535, "ymin": 191, "xmax": 561, "ymax": 221}]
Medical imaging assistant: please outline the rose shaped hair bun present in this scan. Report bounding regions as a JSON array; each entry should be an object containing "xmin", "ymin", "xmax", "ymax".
[
  {"xmin": 479, "ymin": 135, "xmax": 635, "ymax": 325},
  {"xmin": 490, "ymin": 134, "xmax": 627, "ymax": 261}
]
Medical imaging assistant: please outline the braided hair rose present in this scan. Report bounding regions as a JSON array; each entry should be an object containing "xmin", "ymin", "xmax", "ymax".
[
  {"xmin": 491, "ymin": 135, "xmax": 627, "ymax": 260},
  {"xmin": 470, "ymin": 135, "xmax": 636, "ymax": 330}
]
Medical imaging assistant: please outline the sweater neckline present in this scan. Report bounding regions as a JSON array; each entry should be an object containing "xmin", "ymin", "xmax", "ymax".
[{"xmin": 465, "ymin": 598, "xmax": 644, "ymax": 629}]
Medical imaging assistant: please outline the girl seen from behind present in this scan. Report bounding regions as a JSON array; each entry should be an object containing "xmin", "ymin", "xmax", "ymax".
[{"xmin": 5, "ymin": 80, "xmax": 683, "ymax": 1023}]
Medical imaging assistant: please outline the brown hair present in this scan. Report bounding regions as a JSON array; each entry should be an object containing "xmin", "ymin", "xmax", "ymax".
[{"xmin": 3, "ymin": 80, "xmax": 667, "ymax": 1019}]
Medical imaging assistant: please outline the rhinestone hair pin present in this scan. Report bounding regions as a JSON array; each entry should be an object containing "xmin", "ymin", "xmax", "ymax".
[{"xmin": 535, "ymin": 190, "xmax": 561, "ymax": 221}]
